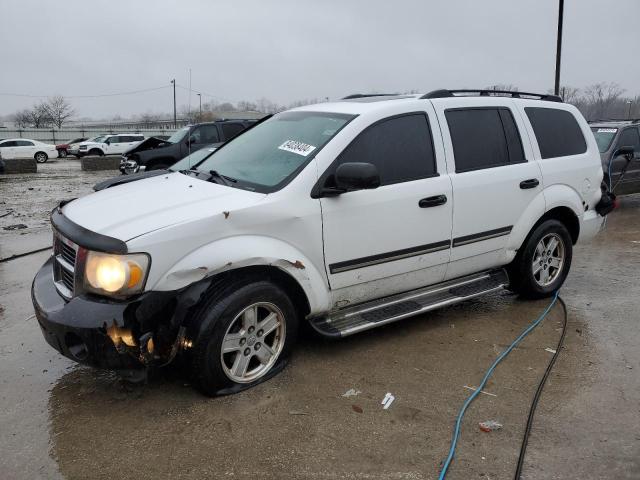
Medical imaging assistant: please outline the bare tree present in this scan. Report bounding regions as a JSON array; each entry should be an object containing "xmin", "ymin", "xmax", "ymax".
[
  {"xmin": 43, "ymin": 96, "xmax": 74, "ymax": 128},
  {"xmin": 12, "ymin": 109, "xmax": 32, "ymax": 128},
  {"xmin": 27, "ymin": 102, "xmax": 52, "ymax": 128},
  {"xmin": 582, "ymin": 82, "xmax": 625, "ymax": 120}
]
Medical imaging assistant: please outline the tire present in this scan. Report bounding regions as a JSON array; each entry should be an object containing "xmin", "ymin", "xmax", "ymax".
[
  {"xmin": 508, "ymin": 219, "xmax": 573, "ymax": 299},
  {"xmin": 34, "ymin": 152, "xmax": 48, "ymax": 163},
  {"xmin": 58, "ymin": 149, "xmax": 67, "ymax": 158},
  {"xmin": 89, "ymin": 149, "xmax": 104, "ymax": 157},
  {"xmin": 191, "ymin": 280, "xmax": 298, "ymax": 396}
]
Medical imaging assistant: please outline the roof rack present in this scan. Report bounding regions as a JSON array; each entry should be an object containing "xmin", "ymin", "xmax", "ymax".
[
  {"xmin": 341, "ymin": 93, "xmax": 400, "ymax": 100},
  {"xmin": 421, "ymin": 89, "xmax": 563, "ymax": 103}
]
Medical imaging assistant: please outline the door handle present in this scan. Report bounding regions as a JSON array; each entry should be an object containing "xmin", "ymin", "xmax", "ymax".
[
  {"xmin": 519, "ymin": 178, "xmax": 539, "ymax": 189},
  {"xmin": 419, "ymin": 194, "xmax": 447, "ymax": 208}
]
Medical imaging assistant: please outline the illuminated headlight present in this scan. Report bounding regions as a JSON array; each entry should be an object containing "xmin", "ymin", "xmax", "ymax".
[{"xmin": 84, "ymin": 251, "xmax": 150, "ymax": 297}]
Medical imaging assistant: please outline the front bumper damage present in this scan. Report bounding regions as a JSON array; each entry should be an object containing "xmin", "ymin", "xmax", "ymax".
[{"xmin": 32, "ymin": 257, "xmax": 195, "ymax": 371}]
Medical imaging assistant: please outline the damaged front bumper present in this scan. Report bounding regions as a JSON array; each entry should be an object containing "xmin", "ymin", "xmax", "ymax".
[{"xmin": 32, "ymin": 257, "xmax": 188, "ymax": 371}]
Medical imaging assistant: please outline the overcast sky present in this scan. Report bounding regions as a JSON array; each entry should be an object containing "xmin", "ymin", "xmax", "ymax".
[{"xmin": 1, "ymin": 0, "xmax": 638, "ymax": 119}]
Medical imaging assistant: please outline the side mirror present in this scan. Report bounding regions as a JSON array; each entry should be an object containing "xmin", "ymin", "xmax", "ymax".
[
  {"xmin": 615, "ymin": 145, "xmax": 635, "ymax": 160},
  {"xmin": 335, "ymin": 162, "xmax": 380, "ymax": 191}
]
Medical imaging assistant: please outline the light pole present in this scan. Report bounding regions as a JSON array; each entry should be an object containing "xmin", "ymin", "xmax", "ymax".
[
  {"xmin": 170, "ymin": 79, "xmax": 177, "ymax": 128},
  {"xmin": 627, "ymin": 100, "xmax": 633, "ymax": 119},
  {"xmin": 554, "ymin": 0, "xmax": 564, "ymax": 96},
  {"xmin": 197, "ymin": 93, "xmax": 202, "ymax": 120}
]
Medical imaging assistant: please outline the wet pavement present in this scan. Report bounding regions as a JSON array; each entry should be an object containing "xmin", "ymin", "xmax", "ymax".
[{"xmin": 1, "ymin": 161, "xmax": 639, "ymax": 479}]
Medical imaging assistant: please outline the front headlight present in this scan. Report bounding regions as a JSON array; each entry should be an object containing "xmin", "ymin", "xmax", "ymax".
[{"xmin": 84, "ymin": 251, "xmax": 150, "ymax": 297}]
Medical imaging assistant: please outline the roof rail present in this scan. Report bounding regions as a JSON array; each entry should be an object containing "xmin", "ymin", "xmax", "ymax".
[
  {"xmin": 421, "ymin": 89, "xmax": 563, "ymax": 103},
  {"xmin": 587, "ymin": 118, "xmax": 640, "ymax": 124},
  {"xmin": 341, "ymin": 93, "xmax": 400, "ymax": 100}
]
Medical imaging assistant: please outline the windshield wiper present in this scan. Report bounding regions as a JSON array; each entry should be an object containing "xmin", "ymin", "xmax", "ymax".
[{"xmin": 208, "ymin": 170, "xmax": 238, "ymax": 186}]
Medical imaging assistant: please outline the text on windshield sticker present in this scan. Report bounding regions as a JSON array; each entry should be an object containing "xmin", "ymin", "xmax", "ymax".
[
  {"xmin": 278, "ymin": 140, "xmax": 316, "ymax": 157},
  {"xmin": 597, "ymin": 128, "xmax": 617, "ymax": 133}
]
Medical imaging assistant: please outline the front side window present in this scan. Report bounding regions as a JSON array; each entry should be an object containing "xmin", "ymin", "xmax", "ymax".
[
  {"xmin": 192, "ymin": 125, "xmax": 219, "ymax": 144},
  {"xmin": 446, "ymin": 107, "xmax": 524, "ymax": 172},
  {"xmin": 16, "ymin": 140, "xmax": 34, "ymax": 147},
  {"xmin": 196, "ymin": 111, "xmax": 355, "ymax": 192},
  {"xmin": 167, "ymin": 127, "xmax": 189, "ymax": 144},
  {"xmin": 616, "ymin": 127, "xmax": 640, "ymax": 153},
  {"xmin": 0, "ymin": 141, "xmax": 17, "ymax": 147},
  {"xmin": 525, "ymin": 107, "xmax": 587, "ymax": 159},
  {"xmin": 329, "ymin": 113, "xmax": 437, "ymax": 186}
]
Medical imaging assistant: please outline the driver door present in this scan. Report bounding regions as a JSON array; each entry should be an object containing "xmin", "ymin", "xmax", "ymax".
[{"xmin": 318, "ymin": 110, "xmax": 453, "ymax": 307}]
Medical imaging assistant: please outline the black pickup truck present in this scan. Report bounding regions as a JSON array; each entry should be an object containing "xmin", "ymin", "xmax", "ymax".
[{"xmin": 119, "ymin": 119, "xmax": 258, "ymax": 174}]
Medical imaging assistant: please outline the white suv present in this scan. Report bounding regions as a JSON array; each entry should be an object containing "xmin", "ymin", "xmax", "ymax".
[
  {"xmin": 32, "ymin": 90, "xmax": 610, "ymax": 395},
  {"xmin": 77, "ymin": 133, "xmax": 145, "ymax": 157}
]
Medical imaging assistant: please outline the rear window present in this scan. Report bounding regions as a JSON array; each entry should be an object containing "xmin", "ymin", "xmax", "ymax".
[
  {"xmin": 445, "ymin": 107, "xmax": 525, "ymax": 173},
  {"xmin": 525, "ymin": 107, "xmax": 587, "ymax": 159}
]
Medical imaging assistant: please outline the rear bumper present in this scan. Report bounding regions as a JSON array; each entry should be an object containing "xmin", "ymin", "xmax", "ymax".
[
  {"xmin": 31, "ymin": 257, "xmax": 179, "ymax": 370},
  {"xmin": 578, "ymin": 209, "xmax": 605, "ymax": 244}
]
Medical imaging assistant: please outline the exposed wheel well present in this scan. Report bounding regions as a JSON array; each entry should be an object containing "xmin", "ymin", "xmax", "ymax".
[
  {"xmin": 536, "ymin": 206, "xmax": 580, "ymax": 244},
  {"xmin": 207, "ymin": 265, "xmax": 311, "ymax": 319}
]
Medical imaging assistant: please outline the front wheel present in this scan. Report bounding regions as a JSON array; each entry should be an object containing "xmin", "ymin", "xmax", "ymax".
[
  {"xmin": 508, "ymin": 219, "xmax": 573, "ymax": 298},
  {"xmin": 191, "ymin": 280, "xmax": 298, "ymax": 396},
  {"xmin": 34, "ymin": 152, "xmax": 48, "ymax": 163},
  {"xmin": 58, "ymin": 149, "xmax": 67, "ymax": 158}
]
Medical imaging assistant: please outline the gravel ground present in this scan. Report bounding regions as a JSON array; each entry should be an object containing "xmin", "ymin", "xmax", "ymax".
[{"xmin": 0, "ymin": 161, "xmax": 639, "ymax": 479}]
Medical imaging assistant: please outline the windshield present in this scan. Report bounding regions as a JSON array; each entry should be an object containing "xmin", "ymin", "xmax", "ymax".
[
  {"xmin": 166, "ymin": 127, "xmax": 190, "ymax": 144},
  {"xmin": 591, "ymin": 127, "xmax": 618, "ymax": 153},
  {"xmin": 89, "ymin": 136, "xmax": 106, "ymax": 143},
  {"xmin": 195, "ymin": 111, "xmax": 355, "ymax": 192},
  {"xmin": 170, "ymin": 146, "xmax": 217, "ymax": 171}
]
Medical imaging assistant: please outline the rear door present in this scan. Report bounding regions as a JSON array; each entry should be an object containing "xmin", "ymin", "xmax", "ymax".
[
  {"xmin": 435, "ymin": 99, "xmax": 543, "ymax": 280},
  {"xmin": 612, "ymin": 126, "xmax": 640, "ymax": 193},
  {"xmin": 15, "ymin": 140, "xmax": 36, "ymax": 159},
  {"xmin": 319, "ymin": 107, "xmax": 453, "ymax": 306}
]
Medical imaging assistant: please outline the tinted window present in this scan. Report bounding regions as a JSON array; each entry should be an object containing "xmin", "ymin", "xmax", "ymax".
[
  {"xmin": 107, "ymin": 136, "xmax": 120, "ymax": 143},
  {"xmin": 446, "ymin": 108, "xmax": 524, "ymax": 172},
  {"xmin": 191, "ymin": 125, "xmax": 219, "ymax": 144},
  {"xmin": 221, "ymin": 123, "xmax": 245, "ymax": 140},
  {"xmin": 16, "ymin": 140, "xmax": 34, "ymax": 146},
  {"xmin": 525, "ymin": 107, "xmax": 587, "ymax": 159},
  {"xmin": 0, "ymin": 141, "xmax": 18, "ymax": 147},
  {"xmin": 616, "ymin": 128, "xmax": 640, "ymax": 152},
  {"xmin": 134, "ymin": 135, "xmax": 144, "ymax": 141},
  {"xmin": 333, "ymin": 113, "xmax": 437, "ymax": 186}
]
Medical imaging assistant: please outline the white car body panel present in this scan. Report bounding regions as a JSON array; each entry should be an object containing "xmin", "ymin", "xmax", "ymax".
[
  {"xmin": 78, "ymin": 134, "xmax": 144, "ymax": 156},
  {"xmin": 58, "ymin": 94, "xmax": 605, "ymax": 320},
  {"xmin": 0, "ymin": 138, "xmax": 57, "ymax": 160}
]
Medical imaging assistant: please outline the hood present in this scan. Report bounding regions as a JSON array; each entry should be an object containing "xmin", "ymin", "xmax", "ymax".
[
  {"xmin": 62, "ymin": 172, "xmax": 266, "ymax": 241},
  {"xmin": 124, "ymin": 136, "xmax": 171, "ymax": 155},
  {"xmin": 93, "ymin": 170, "xmax": 170, "ymax": 191}
]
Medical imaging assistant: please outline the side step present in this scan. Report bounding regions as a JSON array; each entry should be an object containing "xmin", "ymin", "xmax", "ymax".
[{"xmin": 310, "ymin": 269, "xmax": 509, "ymax": 338}]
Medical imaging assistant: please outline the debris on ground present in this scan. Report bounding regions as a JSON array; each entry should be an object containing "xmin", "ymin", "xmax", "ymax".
[
  {"xmin": 2, "ymin": 224, "xmax": 27, "ymax": 231},
  {"xmin": 479, "ymin": 420, "xmax": 503, "ymax": 432},
  {"xmin": 351, "ymin": 405, "xmax": 363, "ymax": 414},
  {"xmin": 288, "ymin": 410, "xmax": 309, "ymax": 416},
  {"xmin": 342, "ymin": 388, "xmax": 361, "ymax": 397},
  {"xmin": 463, "ymin": 385, "xmax": 497, "ymax": 397},
  {"xmin": 545, "ymin": 348, "xmax": 557, "ymax": 354},
  {"xmin": 381, "ymin": 392, "xmax": 395, "ymax": 410}
]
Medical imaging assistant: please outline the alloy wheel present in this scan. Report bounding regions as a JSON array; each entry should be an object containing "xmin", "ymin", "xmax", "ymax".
[{"xmin": 532, "ymin": 233, "xmax": 565, "ymax": 287}]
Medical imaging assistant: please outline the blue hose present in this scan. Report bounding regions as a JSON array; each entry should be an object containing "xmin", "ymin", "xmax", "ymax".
[{"xmin": 437, "ymin": 291, "xmax": 560, "ymax": 480}]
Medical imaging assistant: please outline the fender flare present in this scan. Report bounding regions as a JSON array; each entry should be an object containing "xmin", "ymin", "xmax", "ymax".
[
  {"xmin": 505, "ymin": 184, "xmax": 583, "ymax": 258},
  {"xmin": 151, "ymin": 235, "xmax": 330, "ymax": 315}
]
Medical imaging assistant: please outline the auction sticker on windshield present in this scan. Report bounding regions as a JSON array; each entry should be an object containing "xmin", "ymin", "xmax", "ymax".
[
  {"xmin": 597, "ymin": 128, "xmax": 617, "ymax": 133},
  {"xmin": 278, "ymin": 140, "xmax": 316, "ymax": 157}
]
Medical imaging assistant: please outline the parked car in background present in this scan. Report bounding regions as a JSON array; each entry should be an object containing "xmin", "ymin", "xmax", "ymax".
[
  {"xmin": 56, "ymin": 137, "xmax": 88, "ymax": 158},
  {"xmin": 0, "ymin": 138, "xmax": 58, "ymax": 163},
  {"xmin": 589, "ymin": 119, "xmax": 640, "ymax": 195},
  {"xmin": 119, "ymin": 119, "xmax": 257, "ymax": 174},
  {"xmin": 95, "ymin": 145, "xmax": 218, "ymax": 191},
  {"xmin": 78, "ymin": 134, "xmax": 145, "ymax": 157},
  {"xmin": 33, "ymin": 90, "xmax": 612, "ymax": 396}
]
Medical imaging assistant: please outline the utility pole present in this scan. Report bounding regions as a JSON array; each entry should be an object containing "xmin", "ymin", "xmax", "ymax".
[
  {"xmin": 627, "ymin": 100, "xmax": 633, "ymax": 119},
  {"xmin": 554, "ymin": 0, "xmax": 564, "ymax": 96},
  {"xmin": 171, "ymin": 79, "xmax": 177, "ymax": 128},
  {"xmin": 198, "ymin": 93, "xmax": 202, "ymax": 120}
]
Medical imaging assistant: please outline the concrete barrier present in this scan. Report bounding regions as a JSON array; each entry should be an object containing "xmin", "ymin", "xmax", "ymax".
[
  {"xmin": 0, "ymin": 158, "xmax": 37, "ymax": 174},
  {"xmin": 81, "ymin": 156, "xmax": 120, "ymax": 171}
]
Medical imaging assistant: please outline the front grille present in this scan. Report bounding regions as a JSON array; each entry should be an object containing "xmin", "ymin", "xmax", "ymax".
[{"xmin": 53, "ymin": 232, "xmax": 79, "ymax": 299}]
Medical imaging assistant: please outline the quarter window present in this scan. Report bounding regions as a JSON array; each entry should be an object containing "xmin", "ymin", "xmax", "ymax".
[
  {"xmin": 333, "ymin": 113, "xmax": 437, "ymax": 186},
  {"xmin": 525, "ymin": 107, "xmax": 587, "ymax": 159},
  {"xmin": 445, "ymin": 108, "xmax": 524, "ymax": 172}
]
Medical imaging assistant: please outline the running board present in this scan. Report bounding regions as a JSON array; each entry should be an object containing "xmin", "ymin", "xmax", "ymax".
[{"xmin": 310, "ymin": 269, "xmax": 509, "ymax": 338}]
